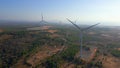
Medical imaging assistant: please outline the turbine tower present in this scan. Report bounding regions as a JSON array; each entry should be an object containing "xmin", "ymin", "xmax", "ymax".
[
  {"xmin": 67, "ymin": 18, "xmax": 100, "ymax": 58},
  {"xmin": 41, "ymin": 13, "xmax": 44, "ymax": 22}
]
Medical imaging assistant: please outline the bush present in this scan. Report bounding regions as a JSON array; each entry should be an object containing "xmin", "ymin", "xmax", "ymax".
[
  {"xmin": 60, "ymin": 44, "xmax": 79, "ymax": 61},
  {"xmin": 111, "ymin": 50, "xmax": 120, "ymax": 57}
]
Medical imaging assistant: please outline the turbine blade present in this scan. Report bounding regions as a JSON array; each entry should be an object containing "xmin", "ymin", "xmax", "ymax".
[
  {"xmin": 82, "ymin": 23, "xmax": 100, "ymax": 31},
  {"xmin": 67, "ymin": 18, "xmax": 81, "ymax": 30}
]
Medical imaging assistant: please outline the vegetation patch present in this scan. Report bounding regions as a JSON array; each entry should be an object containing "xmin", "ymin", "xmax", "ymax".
[{"xmin": 111, "ymin": 50, "xmax": 120, "ymax": 57}]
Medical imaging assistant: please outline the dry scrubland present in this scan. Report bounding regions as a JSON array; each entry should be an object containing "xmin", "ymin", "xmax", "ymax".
[{"xmin": 0, "ymin": 24, "xmax": 120, "ymax": 68}]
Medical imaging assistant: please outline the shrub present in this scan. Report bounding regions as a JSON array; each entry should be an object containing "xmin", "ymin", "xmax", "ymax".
[{"xmin": 111, "ymin": 50, "xmax": 120, "ymax": 57}]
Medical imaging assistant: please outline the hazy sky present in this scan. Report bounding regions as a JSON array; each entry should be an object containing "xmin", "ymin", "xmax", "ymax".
[{"xmin": 0, "ymin": 0, "xmax": 120, "ymax": 25}]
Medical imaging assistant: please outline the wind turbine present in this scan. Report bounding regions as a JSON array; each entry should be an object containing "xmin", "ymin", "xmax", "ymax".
[
  {"xmin": 40, "ymin": 13, "xmax": 47, "ymax": 26},
  {"xmin": 67, "ymin": 18, "xmax": 100, "ymax": 58}
]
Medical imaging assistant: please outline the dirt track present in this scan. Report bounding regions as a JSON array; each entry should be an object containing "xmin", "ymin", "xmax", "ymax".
[{"xmin": 88, "ymin": 48, "xmax": 97, "ymax": 62}]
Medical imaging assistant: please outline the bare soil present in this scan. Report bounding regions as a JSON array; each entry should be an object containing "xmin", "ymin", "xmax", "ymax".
[
  {"xmin": 26, "ymin": 45, "xmax": 64, "ymax": 67},
  {"xmin": 0, "ymin": 34, "xmax": 13, "ymax": 41},
  {"xmin": 102, "ymin": 56, "xmax": 120, "ymax": 68},
  {"xmin": 49, "ymin": 34, "xmax": 60, "ymax": 38},
  {"xmin": 88, "ymin": 32, "xmax": 96, "ymax": 35},
  {"xmin": 40, "ymin": 26, "xmax": 52, "ymax": 30},
  {"xmin": 13, "ymin": 45, "xmax": 64, "ymax": 68},
  {"xmin": 47, "ymin": 30, "xmax": 57, "ymax": 33},
  {"xmin": 88, "ymin": 48, "xmax": 98, "ymax": 62},
  {"xmin": 0, "ymin": 29, "xmax": 3, "ymax": 32}
]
